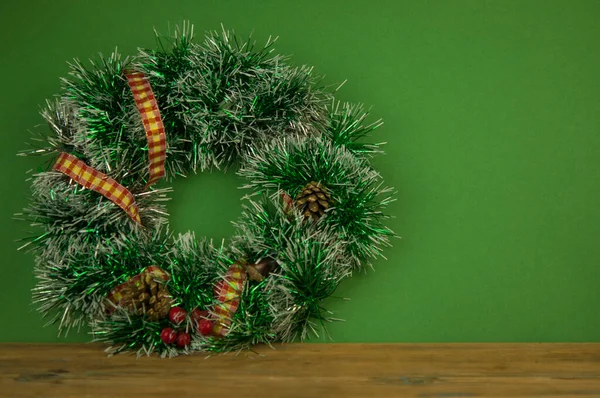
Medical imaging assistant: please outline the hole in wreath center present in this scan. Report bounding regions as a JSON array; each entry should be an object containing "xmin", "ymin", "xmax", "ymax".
[{"xmin": 166, "ymin": 172, "xmax": 247, "ymax": 244}]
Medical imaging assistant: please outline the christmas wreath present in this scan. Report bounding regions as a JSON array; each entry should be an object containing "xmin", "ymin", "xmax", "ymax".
[{"xmin": 18, "ymin": 24, "xmax": 394, "ymax": 356}]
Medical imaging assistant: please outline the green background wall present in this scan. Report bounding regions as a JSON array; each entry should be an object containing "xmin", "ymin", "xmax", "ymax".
[{"xmin": 1, "ymin": 0, "xmax": 599, "ymax": 343}]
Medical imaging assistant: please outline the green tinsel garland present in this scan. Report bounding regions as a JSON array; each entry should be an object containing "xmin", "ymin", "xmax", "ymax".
[{"xmin": 17, "ymin": 23, "xmax": 394, "ymax": 356}]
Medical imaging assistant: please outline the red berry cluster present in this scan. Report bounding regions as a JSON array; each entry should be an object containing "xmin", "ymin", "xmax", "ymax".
[{"xmin": 160, "ymin": 306, "xmax": 214, "ymax": 348}]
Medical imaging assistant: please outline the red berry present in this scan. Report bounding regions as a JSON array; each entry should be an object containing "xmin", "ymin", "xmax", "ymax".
[
  {"xmin": 197, "ymin": 318, "xmax": 213, "ymax": 336},
  {"xmin": 191, "ymin": 308, "xmax": 209, "ymax": 323},
  {"xmin": 176, "ymin": 332, "xmax": 191, "ymax": 348},
  {"xmin": 169, "ymin": 306, "xmax": 187, "ymax": 325},
  {"xmin": 160, "ymin": 327, "xmax": 177, "ymax": 345}
]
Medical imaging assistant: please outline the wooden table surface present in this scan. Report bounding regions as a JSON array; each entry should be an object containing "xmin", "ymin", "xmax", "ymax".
[{"xmin": 1, "ymin": 343, "xmax": 600, "ymax": 397}]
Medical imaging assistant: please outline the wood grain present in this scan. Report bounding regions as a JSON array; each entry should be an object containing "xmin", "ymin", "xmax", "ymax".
[{"xmin": 1, "ymin": 343, "xmax": 600, "ymax": 398}]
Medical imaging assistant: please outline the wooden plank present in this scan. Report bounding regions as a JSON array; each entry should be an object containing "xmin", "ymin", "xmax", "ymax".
[{"xmin": 1, "ymin": 343, "xmax": 600, "ymax": 397}]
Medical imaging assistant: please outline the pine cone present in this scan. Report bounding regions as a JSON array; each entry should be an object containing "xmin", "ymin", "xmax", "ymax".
[
  {"xmin": 295, "ymin": 181, "xmax": 333, "ymax": 220},
  {"xmin": 107, "ymin": 268, "xmax": 173, "ymax": 322},
  {"xmin": 245, "ymin": 257, "xmax": 279, "ymax": 282}
]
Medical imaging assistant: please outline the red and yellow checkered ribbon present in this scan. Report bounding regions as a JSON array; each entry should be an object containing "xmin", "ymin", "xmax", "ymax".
[
  {"xmin": 212, "ymin": 261, "xmax": 247, "ymax": 336},
  {"xmin": 126, "ymin": 71, "xmax": 167, "ymax": 187},
  {"xmin": 53, "ymin": 153, "xmax": 141, "ymax": 224}
]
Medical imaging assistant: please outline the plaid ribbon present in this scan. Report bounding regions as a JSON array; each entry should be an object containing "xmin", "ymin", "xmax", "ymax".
[
  {"xmin": 125, "ymin": 71, "xmax": 167, "ymax": 187},
  {"xmin": 53, "ymin": 152, "xmax": 141, "ymax": 224},
  {"xmin": 212, "ymin": 261, "xmax": 247, "ymax": 336},
  {"xmin": 105, "ymin": 266, "xmax": 170, "ymax": 310}
]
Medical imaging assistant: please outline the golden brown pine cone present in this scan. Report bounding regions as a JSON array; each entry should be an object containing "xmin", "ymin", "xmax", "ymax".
[
  {"xmin": 245, "ymin": 257, "xmax": 279, "ymax": 282},
  {"xmin": 108, "ymin": 269, "xmax": 173, "ymax": 322},
  {"xmin": 294, "ymin": 181, "xmax": 333, "ymax": 220}
]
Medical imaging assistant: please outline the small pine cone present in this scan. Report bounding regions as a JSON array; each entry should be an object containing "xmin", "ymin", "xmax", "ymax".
[
  {"xmin": 246, "ymin": 257, "xmax": 279, "ymax": 282},
  {"xmin": 294, "ymin": 181, "xmax": 333, "ymax": 220},
  {"xmin": 108, "ymin": 268, "xmax": 173, "ymax": 321}
]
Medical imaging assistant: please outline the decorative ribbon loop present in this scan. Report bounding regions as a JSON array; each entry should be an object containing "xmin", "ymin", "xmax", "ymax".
[
  {"xmin": 125, "ymin": 72, "xmax": 167, "ymax": 187},
  {"xmin": 53, "ymin": 152, "xmax": 141, "ymax": 224},
  {"xmin": 213, "ymin": 261, "xmax": 247, "ymax": 336}
]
